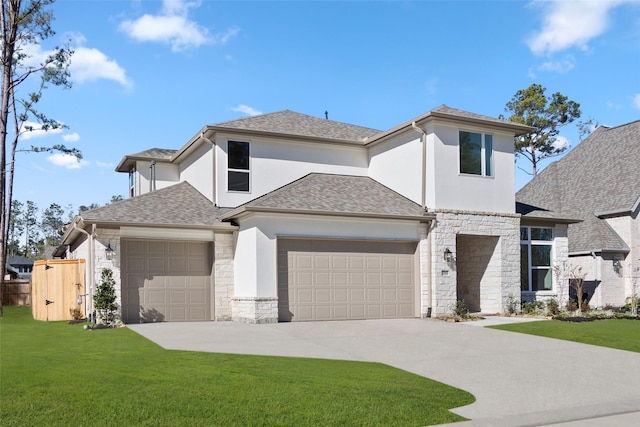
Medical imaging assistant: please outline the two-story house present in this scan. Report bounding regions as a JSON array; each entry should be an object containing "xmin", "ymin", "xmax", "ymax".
[{"xmin": 60, "ymin": 105, "xmax": 572, "ymax": 323}]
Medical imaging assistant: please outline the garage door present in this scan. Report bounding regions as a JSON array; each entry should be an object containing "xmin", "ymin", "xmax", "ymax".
[
  {"xmin": 278, "ymin": 239, "xmax": 418, "ymax": 322},
  {"xmin": 121, "ymin": 240, "xmax": 213, "ymax": 323}
]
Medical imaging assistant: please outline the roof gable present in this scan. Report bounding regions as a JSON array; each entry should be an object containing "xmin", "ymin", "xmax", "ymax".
[
  {"xmin": 221, "ymin": 173, "xmax": 431, "ymax": 221},
  {"xmin": 210, "ymin": 110, "xmax": 381, "ymax": 143},
  {"xmin": 80, "ymin": 181, "xmax": 226, "ymax": 227},
  {"xmin": 517, "ymin": 119, "xmax": 640, "ymax": 253}
]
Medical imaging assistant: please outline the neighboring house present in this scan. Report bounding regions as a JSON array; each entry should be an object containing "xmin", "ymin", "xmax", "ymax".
[
  {"xmin": 60, "ymin": 105, "xmax": 572, "ymax": 323},
  {"xmin": 517, "ymin": 120, "xmax": 640, "ymax": 308},
  {"xmin": 6, "ymin": 256, "xmax": 34, "ymax": 280}
]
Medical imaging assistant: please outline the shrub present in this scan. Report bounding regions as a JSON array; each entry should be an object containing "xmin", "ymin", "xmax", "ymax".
[
  {"xmin": 93, "ymin": 268, "xmax": 117, "ymax": 326},
  {"xmin": 546, "ymin": 298, "xmax": 560, "ymax": 316},
  {"xmin": 522, "ymin": 300, "xmax": 545, "ymax": 315},
  {"xmin": 453, "ymin": 299, "xmax": 469, "ymax": 318},
  {"xmin": 505, "ymin": 294, "xmax": 520, "ymax": 314}
]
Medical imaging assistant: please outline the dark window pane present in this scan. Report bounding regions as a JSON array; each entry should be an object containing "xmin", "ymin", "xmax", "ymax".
[
  {"xmin": 531, "ymin": 228, "xmax": 552, "ymax": 241},
  {"xmin": 460, "ymin": 131, "xmax": 482, "ymax": 175},
  {"xmin": 531, "ymin": 268, "xmax": 552, "ymax": 291},
  {"xmin": 485, "ymin": 134, "xmax": 493, "ymax": 176},
  {"xmin": 531, "ymin": 245, "xmax": 551, "ymax": 267},
  {"xmin": 520, "ymin": 227, "xmax": 529, "ymax": 241},
  {"xmin": 228, "ymin": 141, "xmax": 249, "ymax": 170},
  {"xmin": 228, "ymin": 171, "xmax": 249, "ymax": 192},
  {"xmin": 521, "ymin": 244, "xmax": 529, "ymax": 291}
]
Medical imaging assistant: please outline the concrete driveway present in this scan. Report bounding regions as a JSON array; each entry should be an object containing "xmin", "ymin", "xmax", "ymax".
[{"xmin": 128, "ymin": 318, "xmax": 640, "ymax": 426}]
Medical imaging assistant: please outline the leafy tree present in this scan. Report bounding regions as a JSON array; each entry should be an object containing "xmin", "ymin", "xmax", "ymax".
[
  {"xmin": 1, "ymin": 0, "xmax": 79, "ymax": 316},
  {"xmin": 41, "ymin": 202, "xmax": 64, "ymax": 246},
  {"xmin": 78, "ymin": 202, "xmax": 100, "ymax": 214},
  {"xmin": 110, "ymin": 194, "xmax": 124, "ymax": 203},
  {"xmin": 502, "ymin": 83, "xmax": 581, "ymax": 176},
  {"xmin": 94, "ymin": 268, "xmax": 117, "ymax": 325},
  {"xmin": 22, "ymin": 200, "xmax": 39, "ymax": 257},
  {"xmin": 577, "ymin": 116, "xmax": 600, "ymax": 141}
]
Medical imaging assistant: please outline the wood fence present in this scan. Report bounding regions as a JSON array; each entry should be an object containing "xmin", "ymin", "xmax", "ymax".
[
  {"xmin": 31, "ymin": 259, "xmax": 86, "ymax": 321},
  {"xmin": 2, "ymin": 279, "xmax": 31, "ymax": 306}
]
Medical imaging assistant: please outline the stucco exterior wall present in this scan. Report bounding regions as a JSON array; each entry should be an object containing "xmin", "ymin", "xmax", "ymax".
[
  {"xmin": 427, "ymin": 123, "xmax": 516, "ymax": 214},
  {"xmin": 215, "ymin": 134, "xmax": 368, "ymax": 208},
  {"xmin": 368, "ymin": 132, "xmax": 423, "ymax": 205},
  {"xmin": 134, "ymin": 161, "xmax": 180, "ymax": 196},
  {"xmin": 179, "ymin": 142, "xmax": 214, "ymax": 202}
]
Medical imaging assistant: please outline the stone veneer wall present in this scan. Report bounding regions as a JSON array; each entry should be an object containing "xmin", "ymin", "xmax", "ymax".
[
  {"xmin": 214, "ymin": 233, "xmax": 234, "ymax": 320},
  {"xmin": 429, "ymin": 210, "xmax": 520, "ymax": 316},
  {"xmin": 231, "ymin": 297, "xmax": 278, "ymax": 323}
]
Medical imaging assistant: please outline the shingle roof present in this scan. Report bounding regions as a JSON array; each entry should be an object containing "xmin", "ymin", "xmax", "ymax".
[
  {"xmin": 116, "ymin": 148, "xmax": 177, "ymax": 172},
  {"xmin": 81, "ymin": 181, "xmax": 228, "ymax": 227},
  {"xmin": 516, "ymin": 120, "xmax": 640, "ymax": 253},
  {"xmin": 220, "ymin": 173, "xmax": 431, "ymax": 221},
  {"xmin": 210, "ymin": 110, "xmax": 381, "ymax": 142}
]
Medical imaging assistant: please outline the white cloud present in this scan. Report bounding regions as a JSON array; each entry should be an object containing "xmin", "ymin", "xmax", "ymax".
[
  {"xmin": 230, "ymin": 104, "xmax": 262, "ymax": 116},
  {"xmin": 527, "ymin": 0, "xmax": 627, "ymax": 55},
  {"xmin": 62, "ymin": 132, "xmax": 80, "ymax": 142},
  {"xmin": 633, "ymin": 93, "xmax": 640, "ymax": 109},
  {"xmin": 19, "ymin": 121, "xmax": 63, "ymax": 141},
  {"xmin": 47, "ymin": 153, "xmax": 89, "ymax": 169},
  {"xmin": 70, "ymin": 47, "xmax": 131, "ymax": 87},
  {"xmin": 96, "ymin": 161, "xmax": 114, "ymax": 168},
  {"xmin": 552, "ymin": 136, "xmax": 570, "ymax": 151},
  {"xmin": 119, "ymin": 0, "xmax": 238, "ymax": 52},
  {"xmin": 537, "ymin": 57, "xmax": 575, "ymax": 73}
]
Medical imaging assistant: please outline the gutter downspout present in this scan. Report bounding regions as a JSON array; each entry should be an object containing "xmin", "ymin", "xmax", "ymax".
[
  {"xmin": 412, "ymin": 122, "xmax": 432, "ymax": 315},
  {"xmin": 73, "ymin": 222, "xmax": 96, "ymax": 319},
  {"xmin": 411, "ymin": 122, "xmax": 427, "ymax": 210},
  {"xmin": 201, "ymin": 132, "xmax": 217, "ymax": 206}
]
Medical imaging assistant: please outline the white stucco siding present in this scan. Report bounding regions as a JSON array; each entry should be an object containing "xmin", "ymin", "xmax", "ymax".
[
  {"xmin": 368, "ymin": 133, "xmax": 423, "ymax": 205},
  {"xmin": 427, "ymin": 124, "xmax": 515, "ymax": 214},
  {"xmin": 135, "ymin": 160, "xmax": 179, "ymax": 195},
  {"xmin": 215, "ymin": 135, "xmax": 368, "ymax": 208},
  {"xmin": 179, "ymin": 143, "xmax": 214, "ymax": 201},
  {"xmin": 232, "ymin": 213, "xmax": 422, "ymax": 299}
]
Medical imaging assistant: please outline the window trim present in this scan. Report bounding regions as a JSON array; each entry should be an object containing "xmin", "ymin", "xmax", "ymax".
[
  {"xmin": 520, "ymin": 226, "xmax": 554, "ymax": 293},
  {"xmin": 459, "ymin": 130, "xmax": 494, "ymax": 177},
  {"xmin": 129, "ymin": 167, "xmax": 136, "ymax": 198},
  {"xmin": 227, "ymin": 140, "xmax": 251, "ymax": 193}
]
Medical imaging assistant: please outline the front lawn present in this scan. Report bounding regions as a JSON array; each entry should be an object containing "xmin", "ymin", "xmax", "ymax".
[
  {"xmin": 489, "ymin": 319, "xmax": 640, "ymax": 353},
  {"xmin": 0, "ymin": 307, "xmax": 474, "ymax": 426}
]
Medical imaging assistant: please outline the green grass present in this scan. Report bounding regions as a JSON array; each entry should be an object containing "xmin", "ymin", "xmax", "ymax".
[
  {"xmin": 489, "ymin": 319, "xmax": 640, "ymax": 353},
  {"xmin": 0, "ymin": 307, "xmax": 473, "ymax": 426}
]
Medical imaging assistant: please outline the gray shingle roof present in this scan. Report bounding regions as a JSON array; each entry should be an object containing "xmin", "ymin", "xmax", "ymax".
[
  {"xmin": 516, "ymin": 120, "xmax": 640, "ymax": 253},
  {"xmin": 210, "ymin": 110, "xmax": 381, "ymax": 142},
  {"xmin": 221, "ymin": 173, "xmax": 431, "ymax": 221},
  {"xmin": 116, "ymin": 148, "xmax": 177, "ymax": 172},
  {"xmin": 81, "ymin": 181, "xmax": 227, "ymax": 227}
]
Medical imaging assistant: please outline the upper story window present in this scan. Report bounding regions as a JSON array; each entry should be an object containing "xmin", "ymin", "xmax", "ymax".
[
  {"xmin": 459, "ymin": 131, "xmax": 493, "ymax": 176},
  {"xmin": 228, "ymin": 141, "xmax": 250, "ymax": 192},
  {"xmin": 520, "ymin": 227, "xmax": 553, "ymax": 292},
  {"xmin": 128, "ymin": 168, "xmax": 135, "ymax": 197}
]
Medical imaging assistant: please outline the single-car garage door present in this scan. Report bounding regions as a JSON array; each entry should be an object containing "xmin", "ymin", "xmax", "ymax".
[
  {"xmin": 121, "ymin": 239, "xmax": 213, "ymax": 323},
  {"xmin": 278, "ymin": 239, "xmax": 418, "ymax": 322}
]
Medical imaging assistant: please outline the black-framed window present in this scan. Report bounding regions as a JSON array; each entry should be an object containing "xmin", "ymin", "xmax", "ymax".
[
  {"xmin": 521, "ymin": 227, "xmax": 553, "ymax": 292},
  {"xmin": 459, "ymin": 131, "xmax": 493, "ymax": 176},
  {"xmin": 228, "ymin": 141, "xmax": 250, "ymax": 192}
]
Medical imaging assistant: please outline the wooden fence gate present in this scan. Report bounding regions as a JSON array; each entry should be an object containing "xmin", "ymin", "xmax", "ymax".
[{"xmin": 31, "ymin": 259, "xmax": 86, "ymax": 321}]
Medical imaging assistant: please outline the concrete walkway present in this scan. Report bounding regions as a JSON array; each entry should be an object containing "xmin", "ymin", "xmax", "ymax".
[{"xmin": 129, "ymin": 318, "xmax": 640, "ymax": 426}]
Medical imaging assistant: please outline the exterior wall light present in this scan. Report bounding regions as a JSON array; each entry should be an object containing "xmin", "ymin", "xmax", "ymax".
[
  {"xmin": 444, "ymin": 248, "xmax": 453, "ymax": 262},
  {"xmin": 105, "ymin": 242, "xmax": 115, "ymax": 261}
]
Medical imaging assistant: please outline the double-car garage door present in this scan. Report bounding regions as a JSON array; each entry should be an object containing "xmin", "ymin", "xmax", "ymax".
[
  {"xmin": 121, "ymin": 239, "xmax": 213, "ymax": 323},
  {"xmin": 278, "ymin": 239, "xmax": 418, "ymax": 322}
]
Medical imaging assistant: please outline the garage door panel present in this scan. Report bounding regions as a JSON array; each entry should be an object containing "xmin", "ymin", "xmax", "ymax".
[
  {"xmin": 278, "ymin": 239, "xmax": 417, "ymax": 321},
  {"xmin": 121, "ymin": 240, "xmax": 212, "ymax": 323}
]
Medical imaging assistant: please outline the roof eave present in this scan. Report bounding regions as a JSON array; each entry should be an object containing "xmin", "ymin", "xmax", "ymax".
[
  {"xmin": 364, "ymin": 110, "xmax": 534, "ymax": 147},
  {"xmin": 208, "ymin": 126, "xmax": 367, "ymax": 146},
  {"xmin": 220, "ymin": 206, "xmax": 435, "ymax": 222},
  {"xmin": 569, "ymin": 247, "xmax": 631, "ymax": 256},
  {"xmin": 80, "ymin": 218, "xmax": 238, "ymax": 231},
  {"xmin": 520, "ymin": 214, "xmax": 582, "ymax": 225},
  {"xmin": 115, "ymin": 155, "xmax": 173, "ymax": 173}
]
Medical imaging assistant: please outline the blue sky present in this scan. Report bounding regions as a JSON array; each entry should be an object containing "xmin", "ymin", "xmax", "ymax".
[{"xmin": 12, "ymin": 0, "xmax": 640, "ymax": 214}]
